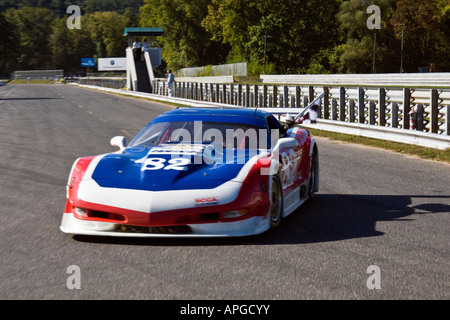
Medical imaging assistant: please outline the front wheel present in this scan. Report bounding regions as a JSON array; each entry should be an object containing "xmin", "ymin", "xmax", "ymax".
[{"xmin": 269, "ymin": 176, "xmax": 283, "ymax": 229}]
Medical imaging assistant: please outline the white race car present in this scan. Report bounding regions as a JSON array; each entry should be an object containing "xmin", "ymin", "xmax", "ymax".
[{"xmin": 60, "ymin": 108, "xmax": 319, "ymax": 238}]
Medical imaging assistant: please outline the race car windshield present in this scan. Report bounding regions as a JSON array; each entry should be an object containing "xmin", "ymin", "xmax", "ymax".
[{"xmin": 129, "ymin": 121, "xmax": 268, "ymax": 149}]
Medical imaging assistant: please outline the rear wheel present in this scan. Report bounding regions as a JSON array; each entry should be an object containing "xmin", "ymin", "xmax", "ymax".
[{"xmin": 269, "ymin": 176, "xmax": 283, "ymax": 229}]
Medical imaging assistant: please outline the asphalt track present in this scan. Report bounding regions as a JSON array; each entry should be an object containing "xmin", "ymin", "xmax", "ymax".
[{"xmin": 0, "ymin": 84, "xmax": 449, "ymax": 300}]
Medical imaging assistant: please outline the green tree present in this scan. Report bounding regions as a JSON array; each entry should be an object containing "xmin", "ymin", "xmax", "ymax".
[
  {"xmin": 49, "ymin": 15, "xmax": 96, "ymax": 73},
  {"xmin": 202, "ymin": 0, "xmax": 264, "ymax": 62},
  {"xmin": 139, "ymin": 0, "xmax": 227, "ymax": 71},
  {"xmin": 49, "ymin": 17, "xmax": 70, "ymax": 70},
  {"xmin": 0, "ymin": 12, "xmax": 17, "ymax": 75},
  {"xmin": 336, "ymin": 0, "xmax": 450, "ymax": 73},
  {"xmin": 4, "ymin": 6, "xmax": 55, "ymax": 70},
  {"xmin": 336, "ymin": 0, "xmax": 397, "ymax": 73},
  {"xmin": 83, "ymin": 0, "xmax": 143, "ymax": 14},
  {"xmin": 390, "ymin": 0, "xmax": 450, "ymax": 71},
  {"xmin": 84, "ymin": 11, "xmax": 130, "ymax": 58},
  {"xmin": 0, "ymin": 0, "xmax": 144, "ymax": 15},
  {"xmin": 202, "ymin": 0, "xmax": 342, "ymax": 74},
  {"xmin": 48, "ymin": 11, "xmax": 129, "ymax": 73}
]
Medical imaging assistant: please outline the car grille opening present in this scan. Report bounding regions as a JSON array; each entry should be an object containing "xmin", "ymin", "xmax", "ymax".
[
  {"xmin": 175, "ymin": 212, "xmax": 220, "ymax": 224},
  {"xmin": 116, "ymin": 225, "xmax": 192, "ymax": 234},
  {"xmin": 199, "ymin": 212, "xmax": 220, "ymax": 221},
  {"xmin": 89, "ymin": 210, "xmax": 126, "ymax": 222}
]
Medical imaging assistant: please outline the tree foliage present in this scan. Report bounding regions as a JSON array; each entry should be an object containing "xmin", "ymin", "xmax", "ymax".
[
  {"xmin": 1, "ymin": 0, "xmax": 449, "ymax": 76},
  {"xmin": 0, "ymin": 12, "xmax": 16, "ymax": 73},
  {"xmin": 202, "ymin": 0, "xmax": 342, "ymax": 74},
  {"xmin": 337, "ymin": 0, "xmax": 450, "ymax": 73},
  {"xmin": 0, "ymin": 0, "xmax": 143, "ymax": 15},
  {"xmin": 139, "ymin": 0, "xmax": 228, "ymax": 71},
  {"xmin": 4, "ymin": 6, "xmax": 55, "ymax": 70},
  {"xmin": 1, "ymin": 4, "xmax": 133, "ymax": 74},
  {"xmin": 390, "ymin": 0, "xmax": 450, "ymax": 71}
]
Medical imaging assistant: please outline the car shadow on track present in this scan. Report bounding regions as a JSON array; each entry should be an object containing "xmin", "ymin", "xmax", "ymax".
[
  {"xmin": 0, "ymin": 97, "xmax": 60, "ymax": 101},
  {"xmin": 72, "ymin": 194, "xmax": 450, "ymax": 247}
]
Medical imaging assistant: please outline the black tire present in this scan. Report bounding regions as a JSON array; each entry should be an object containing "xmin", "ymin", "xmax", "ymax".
[
  {"xmin": 308, "ymin": 151, "xmax": 317, "ymax": 200},
  {"xmin": 269, "ymin": 176, "xmax": 283, "ymax": 229}
]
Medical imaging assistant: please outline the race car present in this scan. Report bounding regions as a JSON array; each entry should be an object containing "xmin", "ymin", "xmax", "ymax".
[{"xmin": 60, "ymin": 107, "xmax": 319, "ymax": 238}]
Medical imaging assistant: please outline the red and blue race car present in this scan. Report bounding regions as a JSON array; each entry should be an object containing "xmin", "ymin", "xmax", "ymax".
[{"xmin": 60, "ymin": 107, "xmax": 319, "ymax": 238}]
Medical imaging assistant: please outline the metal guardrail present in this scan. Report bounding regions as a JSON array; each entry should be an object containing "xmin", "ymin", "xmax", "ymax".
[
  {"xmin": 78, "ymin": 77, "xmax": 126, "ymax": 90},
  {"xmin": 300, "ymin": 119, "xmax": 450, "ymax": 151},
  {"xmin": 176, "ymin": 62, "xmax": 247, "ymax": 78},
  {"xmin": 74, "ymin": 77, "xmax": 450, "ymax": 150},
  {"xmin": 13, "ymin": 69, "xmax": 64, "ymax": 80},
  {"xmin": 260, "ymin": 73, "xmax": 450, "ymax": 88},
  {"xmin": 153, "ymin": 78, "xmax": 450, "ymax": 136},
  {"xmin": 174, "ymin": 76, "xmax": 234, "ymax": 84}
]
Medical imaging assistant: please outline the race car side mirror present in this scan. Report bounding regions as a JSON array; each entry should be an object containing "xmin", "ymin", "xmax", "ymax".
[
  {"xmin": 110, "ymin": 136, "xmax": 126, "ymax": 151},
  {"xmin": 271, "ymin": 137, "xmax": 298, "ymax": 157}
]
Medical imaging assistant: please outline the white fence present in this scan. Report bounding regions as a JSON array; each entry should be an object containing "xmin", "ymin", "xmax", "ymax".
[
  {"xmin": 151, "ymin": 74, "xmax": 450, "ymax": 149},
  {"xmin": 73, "ymin": 71, "xmax": 450, "ymax": 150},
  {"xmin": 176, "ymin": 62, "xmax": 247, "ymax": 77},
  {"xmin": 260, "ymin": 73, "xmax": 450, "ymax": 88},
  {"xmin": 78, "ymin": 77, "xmax": 126, "ymax": 89},
  {"xmin": 75, "ymin": 81, "xmax": 450, "ymax": 150},
  {"xmin": 13, "ymin": 69, "xmax": 64, "ymax": 80},
  {"xmin": 153, "ymin": 80, "xmax": 449, "ymax": 131}
]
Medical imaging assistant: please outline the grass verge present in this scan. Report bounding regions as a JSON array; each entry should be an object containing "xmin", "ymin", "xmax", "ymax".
[{"xmin": 8, "ymin": 79, "xmax": 55, "ymax": 84}]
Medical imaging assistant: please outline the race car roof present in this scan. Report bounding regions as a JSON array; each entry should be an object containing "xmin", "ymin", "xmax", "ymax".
[
  {"xmin": 152, "ymin": 108, "xmax": 274, "ymax": 127},
  {"xmin": 164, "ymin": 107, "xmax": 271, "ymax": 117}
]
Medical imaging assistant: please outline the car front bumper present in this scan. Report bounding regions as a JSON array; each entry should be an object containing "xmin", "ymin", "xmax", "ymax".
[{"xmin": 60, "ymin": 212, "xmax": 270, "ymax": 238}]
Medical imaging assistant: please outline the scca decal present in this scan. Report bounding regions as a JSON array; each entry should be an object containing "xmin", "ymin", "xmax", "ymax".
[{"xmin": 195, "ymin": 197, "xmax": 219, "ymax": 206}]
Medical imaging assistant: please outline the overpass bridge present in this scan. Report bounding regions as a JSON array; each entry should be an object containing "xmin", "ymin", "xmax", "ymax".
[{"xmin": 123, "ymin": 27, "xmax": 164, "ymax": 94}]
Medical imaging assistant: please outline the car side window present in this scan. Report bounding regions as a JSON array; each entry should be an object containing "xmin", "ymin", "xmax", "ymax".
[
  {"xmin": 266, "ymin": 115, "xmax": 283, "ymax": 148},
  {"xmin": 266, "ymin": 116, "xmax": 277, "ymax": 130}
]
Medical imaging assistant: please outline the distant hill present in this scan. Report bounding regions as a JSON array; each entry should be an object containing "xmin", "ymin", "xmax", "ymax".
[{"xmin": 0, "ymin": 0, "xmax": 144, "ymax": 16}]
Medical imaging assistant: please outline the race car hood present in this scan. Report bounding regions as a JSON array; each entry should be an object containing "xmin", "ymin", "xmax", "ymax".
[{"xmin": 88, "ymin": 144, "xmax": 259, "ymax": 192}]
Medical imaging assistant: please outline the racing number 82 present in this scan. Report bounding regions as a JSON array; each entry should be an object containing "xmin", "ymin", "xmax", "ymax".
[
  {"xmin": 281, "ymin": 150, "xmax": 299, "ymax": 187},
  {"xmin": 141, "ymin": 157, "xmax": 191, "ymax": 171}
]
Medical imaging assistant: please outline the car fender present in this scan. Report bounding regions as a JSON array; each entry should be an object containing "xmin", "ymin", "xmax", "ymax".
[{"xmin": 64, "ymin": 156, "xmax": 96, "ymax": 213}]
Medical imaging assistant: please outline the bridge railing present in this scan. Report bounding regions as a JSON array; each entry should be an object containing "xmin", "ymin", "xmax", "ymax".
[{"xmin": 78, "ymin": 77, "xmax": 126, "ymax": 90}]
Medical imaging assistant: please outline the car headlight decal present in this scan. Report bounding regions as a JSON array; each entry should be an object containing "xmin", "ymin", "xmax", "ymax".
[
  {"xmin": 73, "ymin": 207, "xmax": 88, "ymax": 218},
  {"xmin": 223, "ymin": 209, "xmax": 248, "ymax": 219}
]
